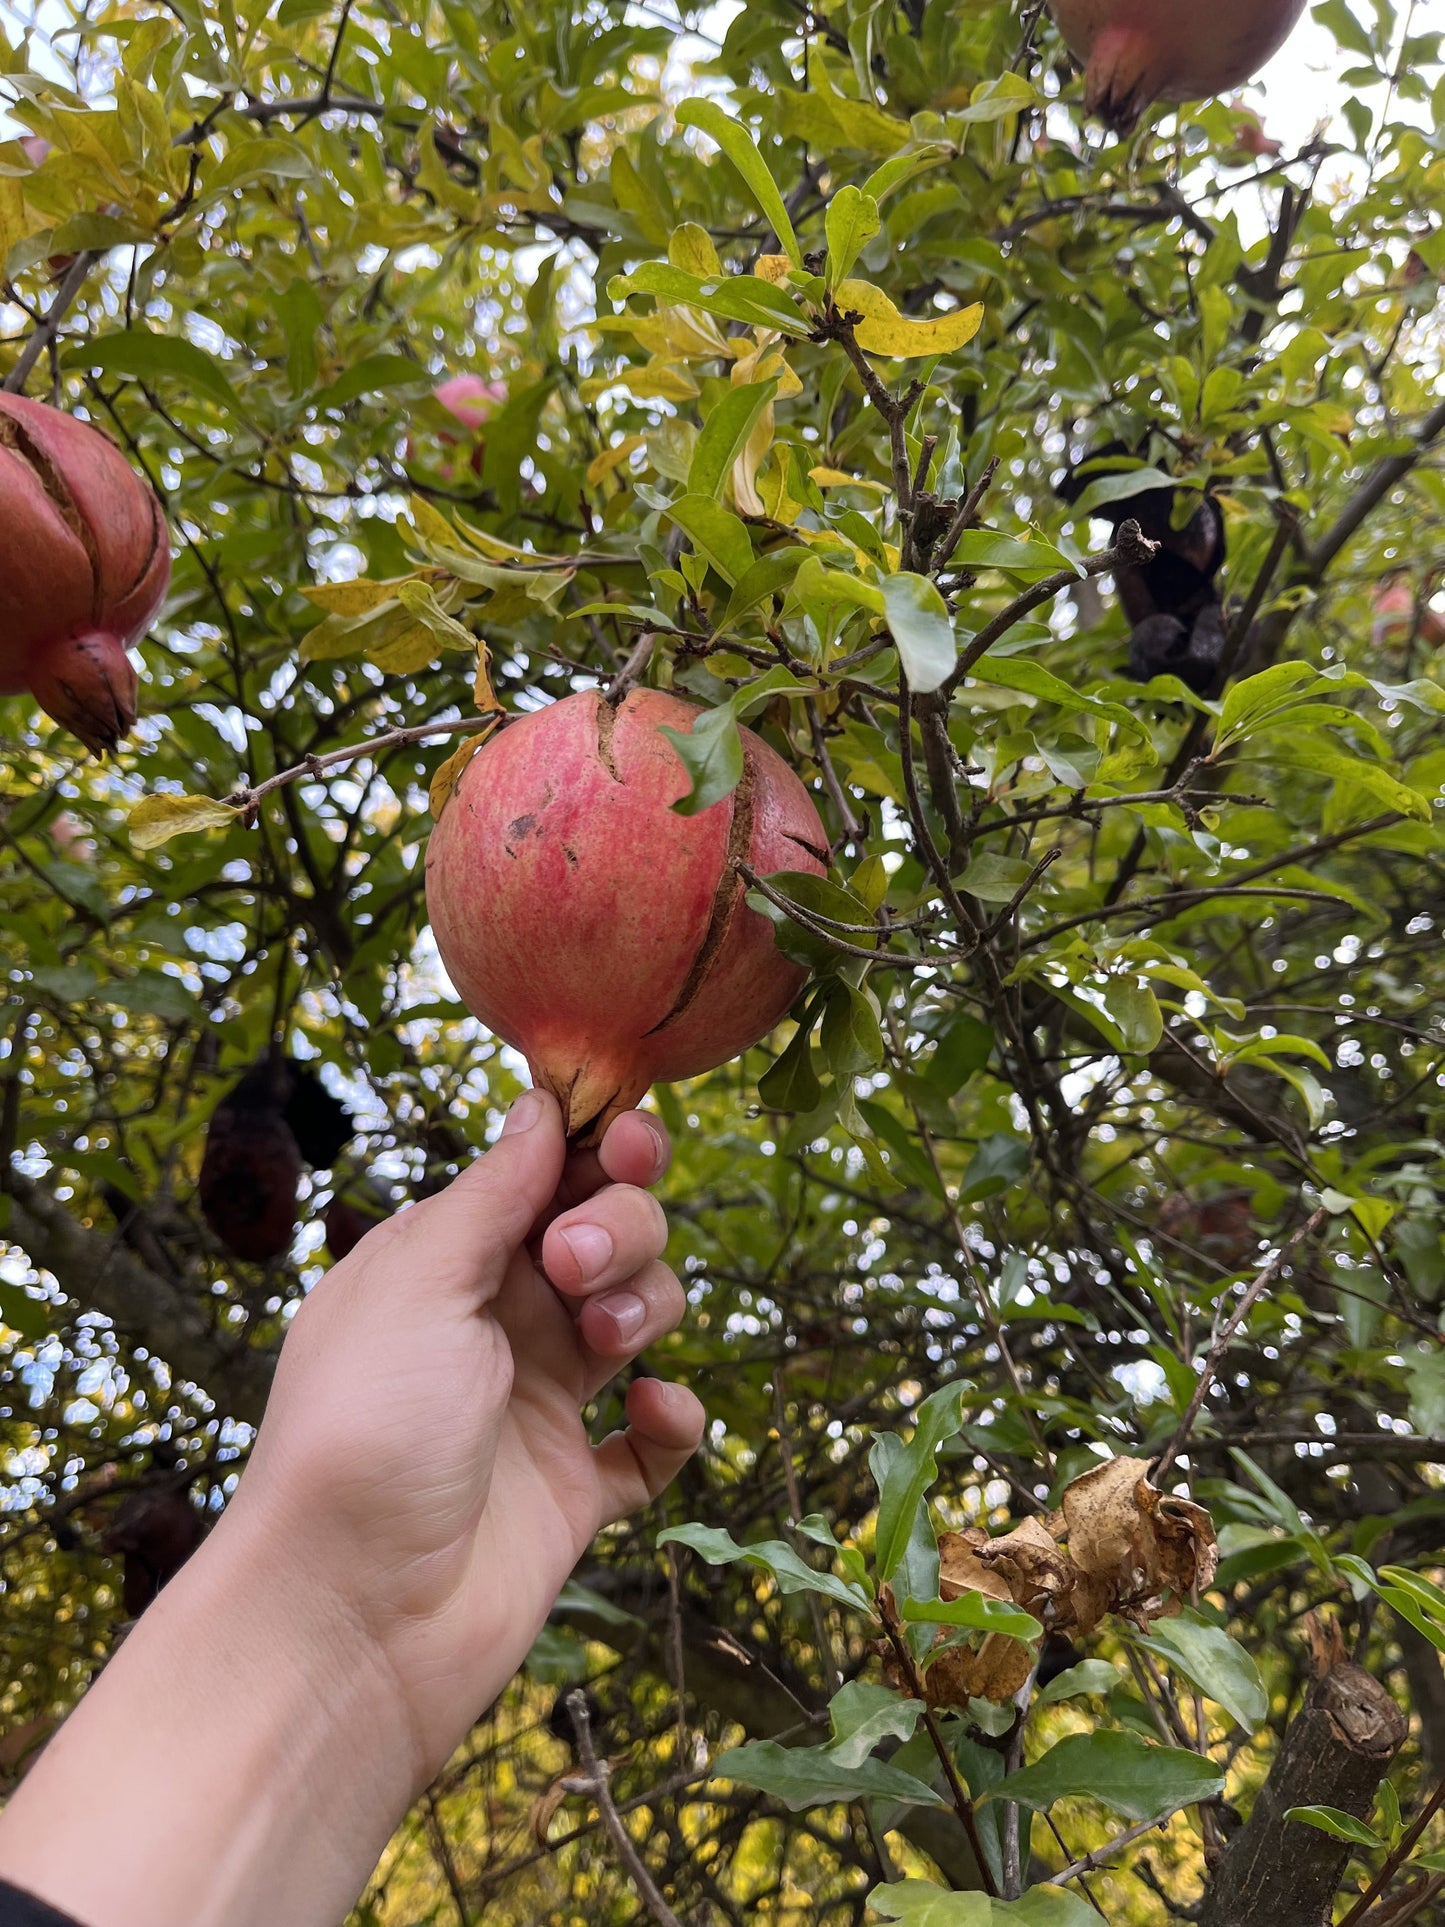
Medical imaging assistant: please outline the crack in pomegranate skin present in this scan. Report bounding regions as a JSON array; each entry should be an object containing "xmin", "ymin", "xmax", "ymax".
[
  {"xmin": 645, "ymin": 753, "xmax": 756, "ymax": 1038},
  {"xmin": 0, "ymin": 393, "xmax": 171, "ymax": 755},
  {"xmin": 594, "ymin": 696, "xmax": 623, "ymax": 783},
  {"xmin": 425, "ymin": 688, "xmax": 828, "ymax": 1144}
]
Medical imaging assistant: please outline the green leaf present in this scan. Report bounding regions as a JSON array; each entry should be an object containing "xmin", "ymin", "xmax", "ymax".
[
  {"xmin": 0, "ymin": 1282, "xmax": 51, "ymax": 1344},
  {"xmin": 824, "ymin": 1680, "xmax": 924, "ymax": 1767},
  {"xmin": 825, "ymin": 186, "xmax": 880, "ymax": 288},
  {"xmin": 658, "ymin": 706, "xmax": 744, "ymax": 816},
  {"xmin": 868, "ymin": 1885, "xmax": 991, "ymax": 1926},
  {"xmin": 107, "ymin": 969, "xmax": 197, "ymax": 1023},
  {"xmin": 714, "ymin": 1738, "xmax": 944, "ymax": 1811},
  {"xmin": 819, "ymin": 980, "xmax": 885, "ymax": 1077},
  {"xmin": 315, "ymin": 353, "xmax": 429, "ymax": 411},
  {"xmin": 868, "ymin": 1887, "xmax": 1097, "ymax": 1926},
  {"xmin": 675, "ymin": 100, "xmax": 801, "ymax": 266},
  {"xmin": 957, "ymin": 853, "xmax": 1035, "ymax": 905},
  {"xmin": 1035, "ymin": 1660, "xmax": 1120, "ymax": 1706},
  {"xmin": 1133, "ymin": 1610, "xmax": 1268, "ymax": 1731},
  {"xmin": 75, "ymin": 328, "xmax": 244, "ymax": 416},
  {"xmin": 900, "ymin": 1592, "xmax": 1043, "ymax": 1642},
  {"xmin": 985, "ymin": 1731, "xmax": 1224, "ymax": 1823},
  {"xmin": 611, "ymin": 260, "xmax": 809, "ymax": 336},
  {"xmin": 689, "ymin": 377, "xmax": 778, "ymax": 503},
  {"xmin": 874, "ymin": 1380, "xmax": 966, "ymax": 1583},
  {"xmin": 760, "ymin": 1012, "xmax": 823, "ymax": 1113},
  {"xmin": 869, "ymin": 1432, "xmax": 941, "ymax": 1604},
  {"xmin": 748, "ymin": 871, "xmax": 878, "ymax": 973},
  {"xmin": 947, "ymin": 532, "xmax": 1075, "ymax": 577},
  {"xmin": 664, "ymin": 494, "xmax": 755, "ymax": 585},
  {"xmin": 958, "ymin": 1134, "xmax": 1028, "ymax": 1204},
  {"xmin": 883, "ymin": 573, "xmax": 956, "ymax": 694},
  {"xmin": 1403, "ymin": 1351, "xmax": 1445, "ymax": 1437},
  {"xmin": 1283, "ymin": 1805, "xmax": 1383, "ymax": 1848},
  {"xmin": 658, "ymin": 1522, "xmax": 874, "ymax": 1615}
]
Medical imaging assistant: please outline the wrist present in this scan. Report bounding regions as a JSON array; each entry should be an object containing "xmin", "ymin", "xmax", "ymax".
[{"xmin": 0, "ymin": 1498, "xmax": 423, "ymax": 1927}]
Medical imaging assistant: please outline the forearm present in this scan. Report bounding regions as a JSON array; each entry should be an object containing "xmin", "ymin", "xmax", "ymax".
[{"xmin": 0, "ymin": 1499, "xmax": 423, "ymax": 1927}]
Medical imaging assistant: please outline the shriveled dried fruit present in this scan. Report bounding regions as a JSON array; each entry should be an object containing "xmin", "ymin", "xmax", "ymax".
[
  {"xmin": 912, "ymin": 1458, "xmax": 1220, "ymax": 1703},
  {"xmin": 0, "ymin": 392, "xmax": 170, "ymax": 754},
  {"xmin": 425, "ymin": 688, "xmax": 828, "ymax": 1142},
  {"xmin": 1048, "ymin": 0, "xmax": 1307, "ymax": 134}
]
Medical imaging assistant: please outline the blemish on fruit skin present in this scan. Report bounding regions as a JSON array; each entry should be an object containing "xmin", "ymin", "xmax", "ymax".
[{"xmin": 508, "ymin": 813, "xmax": 537, "ymax": 841}]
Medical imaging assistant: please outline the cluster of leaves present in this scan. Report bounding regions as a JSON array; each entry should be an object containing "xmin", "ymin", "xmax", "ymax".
[{"xmin": 1, "ymin": 0, "xmax": 1444, "ymax": 1918}]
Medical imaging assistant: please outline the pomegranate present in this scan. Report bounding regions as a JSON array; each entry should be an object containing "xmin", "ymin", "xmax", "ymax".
[
  {"xmin": 425, "ymin": 688, "xmax": 829, "ymax": 1140},
  {"xmin": 435, "ymin": 374, "xmax": 507, "ymax": 433},
  {"xmin": 0, "ymin": 393, "xmax": 169, "ymax": 754},
  {"xmin": 1047, "ymin": 0, "xmax": 1307, "ymax": 133},
  {"xmin": 1372, "ymin": 576, "xmax": 1445, "ymax": 651}
]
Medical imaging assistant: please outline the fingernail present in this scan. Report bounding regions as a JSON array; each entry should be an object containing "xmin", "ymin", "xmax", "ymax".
[
  {"xmin": 639, "ymin": 1117, "xmax": 669, "ymax": 1177},
  {"xmin": 598, "ymin": 1289, "xmax": 645, "ymax": 1340},
  {"xmin": 560, "ymin": 1223, "xmax": 613, "ymax": 1283},
  {"xmin": 501, "ymin": 1089, "xmax": 547, "ymax": 1136}
]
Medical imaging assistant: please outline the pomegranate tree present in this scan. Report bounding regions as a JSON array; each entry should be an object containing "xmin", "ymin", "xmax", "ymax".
[
  {"xmin": 1048, "ymin": 0, "xmax": 1307, "ymax": 132},
  {"xmin": 0, "ymin": 393, "xmax": 170, "ymax": 754},
  {"xmin": 425, "ymin": 688, "xmax": 829, "ymax": 1140}
]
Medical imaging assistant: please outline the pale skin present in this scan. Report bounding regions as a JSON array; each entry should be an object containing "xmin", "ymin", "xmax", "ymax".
[{"xmin": 0, "ymin": 1088, "xmax": 705, "ymax": 1927}]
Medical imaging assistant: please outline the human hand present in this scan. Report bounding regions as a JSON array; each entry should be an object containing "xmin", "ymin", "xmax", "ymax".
[
  {"xmin": 0, "ymin": 1089, "xmax": 703, "ymax": 1927},
  {"xmin": 236, "ymin": 1085, "xmax": 705, "ymax": 1779}
]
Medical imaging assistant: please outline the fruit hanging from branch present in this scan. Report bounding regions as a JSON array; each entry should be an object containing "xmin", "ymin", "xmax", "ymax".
[
  {"xmin": 0, "ymin": 392, "xmax": 170, "ymax": 754},
  {"xmin": 198, "ymin": 1056, "xmax": 354, "ymax": 1263},
  {"xmin": 425, "ymin": 688, "xmax": 829, "ymax": 1143},
  {"xmin": 1047, "ymin": 0, "xmax": 1307, "ymax": 133}
]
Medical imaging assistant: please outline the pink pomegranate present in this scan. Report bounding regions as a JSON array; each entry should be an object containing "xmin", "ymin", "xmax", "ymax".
[
  {"xmin": 435, "ymin": 374, "xmax": 507, "ymax": 433},
  {"xmin": 0, "ymin": 393, "xmax": 169, "ymax": 754},
  {"xmin": 425, "ymin": 688, "xmax": 829, "ymax": 1140},
  {"xmin": 1048, "ymin": 0, "xmax": 1307, "ymax": 133}
]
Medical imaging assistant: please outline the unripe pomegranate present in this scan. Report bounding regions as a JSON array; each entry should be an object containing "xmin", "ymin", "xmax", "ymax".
[
  {"xmin": 425, "ymin": 689, "xmax": 829, "ymax": 1140},
  {"xmin": 0, "ymin": 393, "xmax": 169, "ymax": 754},
  {"xmin": 1048, "ymin": 0, "xmax": 1307, "ymax": 133}
]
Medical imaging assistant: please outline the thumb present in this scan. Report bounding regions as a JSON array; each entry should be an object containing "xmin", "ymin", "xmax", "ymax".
[{"xmin": 393, "ymin": 1088, "xmax": 566, "ymax": 1303}]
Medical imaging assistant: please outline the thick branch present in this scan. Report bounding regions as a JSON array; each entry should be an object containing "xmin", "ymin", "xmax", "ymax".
[
  {"xmin": 1197, "ymin": 1651, "xmax": 1406, "ymax": 1927},
  {"xmin": 3, "ymin": 1172, "xmax": 275, "ymax": 1425}
]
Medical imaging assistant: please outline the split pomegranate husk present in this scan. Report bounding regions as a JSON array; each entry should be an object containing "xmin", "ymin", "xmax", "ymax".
[
  {"xmin": 0, "ymin": 392, "xmax": 170, "ymax": 754},
  {"xmin": 425, "ymin": 688, "xmax": 829, "ymax": 1141}
]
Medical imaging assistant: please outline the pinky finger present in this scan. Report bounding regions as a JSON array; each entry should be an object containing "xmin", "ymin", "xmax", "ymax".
[{"xmin": 592, "ymin": 1378, "xmax": 705, "ymax": 1526}]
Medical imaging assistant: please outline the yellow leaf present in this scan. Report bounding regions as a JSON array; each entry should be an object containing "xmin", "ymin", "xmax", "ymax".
[
  {"xmin": 586, "ymin": 435, "xmax": 646, "ymax": 485},
  {"xmin": 809, "ymin": 465, "xmax": 886, "ymax": 490},
  {"xmin": 409, "ymin": 495, "xmax": 477, "ymax": 555},
  {"xmin": 429, "ymin": 723, "xmax": 499, "ymax": 820},
  {"xmin": 669, "ymin": 222, "xmax": 722, "ymax": 277},
  {"xmin": 129, "ymin": 792, "xmax": 242, "ymax": 853},
  {"xmin": 834, "ymin": 279, "xmax": 985, "ymax": 359},
  {"xmin": 301, "ymin": 577, "xmax": 414, "ymax": 617},
  {"xmin": 579, "ymin": 363, "xmax": 700, "ymax": 404},
  {"xmin": 473, "ymin": 643, "xmax": 501, "ymax": 712}
]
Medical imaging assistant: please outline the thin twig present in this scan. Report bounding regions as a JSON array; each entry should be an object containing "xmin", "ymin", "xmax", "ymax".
[
  {"xmin": 1047, "ymin": 1813, "xmax": 1170, "ymax": 1885},
  {"xmin": 3, "ymin": 250, "xmax": 97, "ymax": 393},
  {"xmin": 564, "ymin": 1691, "xmax": 685, "ymax": 1927},
  {"xmin": 944, "ymin": 522, "xmax": 1160, "ymax": 695},
  {"xmin": 933, "ymin": 457, "xmax": 1002, "ymax": 573},
  {"xmin": 877, "ymin": 1595, "xmax": 999, "ymax": 1896},
  {"xmin": 222, "ymin": 712, "xmax": 504, "ymax": 818},
  {"xmin": 1153, "ymin": 1208, "xmax": 1327, "ymax": 1485},
  {"xmin": 608, "ymin": 629, "xmax": 658, "ymax": 704},
  {"xmin": 1339, "ymin": 1780, "xmax": 1445, "ymax": 1927}
]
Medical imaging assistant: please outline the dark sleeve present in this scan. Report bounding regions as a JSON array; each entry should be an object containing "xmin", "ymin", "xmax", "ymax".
[{"xmin": 0, "ymin": 1883, "xmax": 86, "ymax": 1927}]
